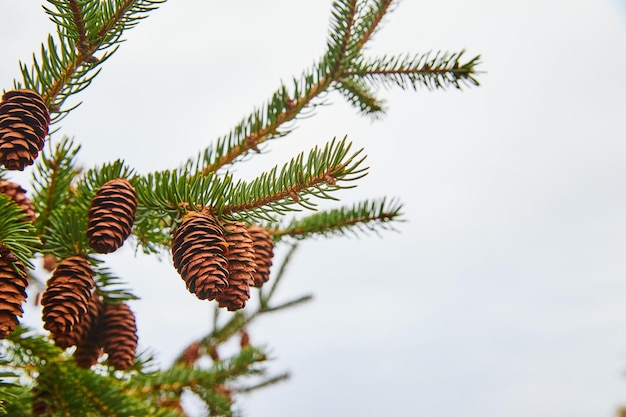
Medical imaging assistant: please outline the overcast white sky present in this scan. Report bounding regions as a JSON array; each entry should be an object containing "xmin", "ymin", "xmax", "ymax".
[{"xmin": 2, "ymin": 1, "xmax": 626, "ymax": 416}]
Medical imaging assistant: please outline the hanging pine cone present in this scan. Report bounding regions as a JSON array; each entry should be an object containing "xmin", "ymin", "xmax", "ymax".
[
  {"xmin": 0, "ymin": 180, "xmax": 36, "ymax": 222},
  {"xmin": 74, "ymin": 294, "xmax": 104, "ymax": 368},
  {"xmin": 41, "ymin": 256, "xmax": 94, "ymax": 344},
  {"xmin": 100, "ymin": 302, "xmax": 138, "ymax": 371},
  {"xmin": 216, "ymin": 222, "xmax": 256, "ymax": 311},
  {"xmin": 246, "ymin": 225, "xmax": 274, "ymax": 288},
  {"xmin": 0, "ymin": 89, "xmax": 50, "ymax": 171},
  {"xmin": 171, "ymin": 211, "xmax": 229, "ymax": 300},
  {"xmin": 87, "ymin": 178, "xmax": 137, "ymax": 254},
  {"xmin": 0, "ymin": 260, "xmax": 27, "ymax": 339}
]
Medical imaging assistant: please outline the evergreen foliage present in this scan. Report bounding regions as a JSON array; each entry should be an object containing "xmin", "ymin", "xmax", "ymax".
[{"xmin": 0, "ymin": 0, "xmax": 480, "ymax": 415}]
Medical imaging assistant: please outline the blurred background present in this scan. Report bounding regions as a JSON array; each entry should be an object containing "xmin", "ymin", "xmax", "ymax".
[{"xmin": 1, "ymin": 1, "xmax": 626, "ymax": 416}]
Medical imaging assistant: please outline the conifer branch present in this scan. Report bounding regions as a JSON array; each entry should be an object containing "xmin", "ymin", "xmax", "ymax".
[
  {"xmin": 335, "ymin": 77, "xmax": 386, "ymax": 117},
  {"xmin": 221, "ymin": 137, "xmax": 368, "ymax": 222},
  {"xmin": 17, "ymin": 0, "xmax": 164, "ymax": 121},
  {"xmin": 347, "ymin": 50, "xmax": 481, "ymax": 90},
  {"xmin": 0, "ymin": 196, "xmax": 40, "ymax": 269},
  {"xmin": 272, "ymin": 197, "xmax": 403, "ymax": 240},
  {"xmin": 32, "ymin": 137, "xmax": 81, "ymax": 236}
]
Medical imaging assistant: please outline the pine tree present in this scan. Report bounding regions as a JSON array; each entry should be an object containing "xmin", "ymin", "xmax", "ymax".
[{"xmin": 0, "ymin": 1, "xmax": 480, "ymax": 415}]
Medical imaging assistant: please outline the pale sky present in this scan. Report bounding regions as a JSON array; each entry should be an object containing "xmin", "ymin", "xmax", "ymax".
[{"xmin": 2, "ymin": 1, "xmax": 626, "ymax": 416}]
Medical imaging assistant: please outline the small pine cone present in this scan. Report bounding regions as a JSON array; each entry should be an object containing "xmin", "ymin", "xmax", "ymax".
[
  {"xmin": 73, "ymin": 294, "xmax": 104, "ymax": 368},
  {"xmin": 0, "ymin": 180, "xmax": 36, "ymax": 222},
  {"xmin": 171, "ymin": 211, "xmax": 229, "ymax": 300},
  {"xmin": 216, "ymin": 222, "xmax": 256, "ymax": 311},
  {"xmin": 100, "ymin": 302, "xmax": 138, "ymax": 371},
  {"xmin": 41, "ymin": 256, "xmax": 94, "ymax": 344},
  {"xmin": 0, "ymin": 260, "xmax": 27, "ymax": 339},
  {"xmin": 87, "ymin": 178, "xmax": 137, "ymax": 254},
  {"xmin": 0, "ymin": 89, "xmax": 50, "ymax": 171},
  {"xmin": 181, "ymin": 342, "xmax": 201, "ymax": 366},
  {"xmin": 246, "ymin": 225, "xmax": 274, "ymax": 288}
]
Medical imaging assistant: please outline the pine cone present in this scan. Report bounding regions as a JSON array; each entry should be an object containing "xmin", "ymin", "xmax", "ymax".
[
  {"xmin": 41, "ymin": 256, "xmax": 94, "ymax": 344},
  {"xmin": 0, "ymin": 89, "xmax": 50, "ymax": 171},
  {"xmin": 0, "ymin": 260, "xmax": 27, "ymax": 339},
  {"xmin": 100, "ymin": 302, "xmax": 138, "ymax": 371},
  {"xmin": 171, "ymin": 211, "xmax": 229, "ymax": 300},
  {"xmin": 216, "ymin": 222, "xmax": 256, "ymax": 311},
  {"xmin": 0, "ymin": 180, "xmax": 36, "ymax": 222},
  {"xmin": 87, "ymin": 178, "xmax": 137, "ymax": 254},
  {"xmin": 246, "ymin": 225, "xmax": 274, "ymax": 287},
  {"xmin": 74, "ymin": 295, "xmax": 105, "ymax": 368}
]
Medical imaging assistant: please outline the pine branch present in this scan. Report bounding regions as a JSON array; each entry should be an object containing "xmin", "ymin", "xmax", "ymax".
[
  {"xmin": 0, "ymin": 196, "xmax": 40, "ymax": 269},
  {"xmin": 327, "ymin": 0, "xmax": 359, "ymax": 74},
  {"xmin": 42, "ymin": 205, "xmax": 89, "ymax": 258},
  {"xmin": 347, "ymin": 50, "xmax": 482, "ymax": 91},
  {"xmin": 16, "ymin": 0, "xmax": 165, "ymax": 121},
  {"xmin": 31, "ymin": 137, "xmax": 81, "ymax": 236},
  {"xmin": 221, "ymin": 137, "xmax": 368, "ymax": 223},
  {"xmin": 335, "ymin": 77, "xmax": 386, "ymax": 118},
  {"xmin": 272, "ymin": 197, "xmax": 403, "ymax": 240}
]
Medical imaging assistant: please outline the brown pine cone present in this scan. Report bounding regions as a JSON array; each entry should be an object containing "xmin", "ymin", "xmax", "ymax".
[
  {"xmin": 0, "ymin": 260, "xmax": 27, "ymax": 338},
  {"xmin": 216, "ymin": 222, "xmax": 256, "ymax": 311},
  {"xmin": 0, "ymin": 180, "xmax": 36, "ymax": 222},
  {"xmin": 171, "ymin": 211, "xmax": 229, "ymax": 300},
  {"xmin": 246, "ymin": 225, "xmax": 274, "ymax": 287},
  {"xmin": 41, "ymin": 256, "xmax": 94, "ymax": 344},
  {"xmin": 100, "ymin": 302, "xmax": 138, "ymax": 371},
  {"xmin": 0, "ymin": 89, "xmax": 50, "ymax": 171},
  {"xmin": 87, "ymin": 178, "xmax": 137, "ymax": 254}
]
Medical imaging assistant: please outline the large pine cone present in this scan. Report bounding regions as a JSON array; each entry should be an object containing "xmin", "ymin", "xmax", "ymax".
[
  {"xmin": 172, "ymin": 211, "xmax": 229, "ymax": 300},
  {"xmin": 41, "ymin": 256, "xmax": 94, "ymax": 343},
  {"xmin": 246, "ymin": 225, "xmax": 274, "ymax": 288},
  {"xmin": 0, "ymin": 180, "xmax": 36, "ymax": 222},
  {"xmin": 87, "ymin": 178, "xmax": 137, "ymax": 254},
  {"xmin": 216, "ymin": 222, "xmax": 256, "ymax": 311},
  {"xmin": 0, "ymin": 89, "xmax": 50, "ymax": 171},
  {"xmin": 100, "ymin": 302, "xmax": 137, "ymax": 371},
  {"xmin": 0, "ymin": 260, "xmax": 27, "ymax": 338}
]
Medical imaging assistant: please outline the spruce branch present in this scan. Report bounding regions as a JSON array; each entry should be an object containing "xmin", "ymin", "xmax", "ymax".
[
  {"xmin": 347, "ymin": 50, "xmax": 482, "ymax": 91},
  {"xmin": 0, "ymin": 196, "xmax": 40, "ymax": 269},
  {"xmin": 272, "ymin": 197, "xmax": 403, "ymax": 240},
  {"xmin": 16, "ymin": 0, "xmax": 165, "ymax": 121},
  {"xmin": 42, "ymin": 205, "xmax": 89, "ymax": 258},
  {"xmin": 221, "ymin": 137, "xmax": 368, "ymax": 223},
  {"xmin": 31, "ymin": 137, "xmax": 81, "ymax": 236},
  {"xmin": 335, "ymin": 77, "xmax": 386, "ymax": 117}
]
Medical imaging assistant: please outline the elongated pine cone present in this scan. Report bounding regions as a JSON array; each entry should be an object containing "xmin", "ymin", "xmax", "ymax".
[
  {"xmin": 0, "ymin": 260, "xmax": 27, "ymax": 338},
  {"xmin": 87, "ymin": 178, "xmax": 137, "ymax": 254},
  {"xmin": 41, "ymin": 256, "xmax": 94, "ymax": 344},
  {"xmin": 0, "ymin": 89, "xmax": 50, "ymax": 171},
  {"xmin": 246, "ymin": 225, "xmax": 274, "ymax": 287},
  {"xmin": 216, "ymin": 222, "xmax": 256, "ymax": 311},
  {"xmin": 172, "ymin": 211, "xmax": 229, "ymax": 300},
  {"xmin": 100, "ymin": 302, "xmax": 137, "ymax": 370},
  {"xmin": 0, "ymin": 180, "xmax": 36, "ymax": 222}
]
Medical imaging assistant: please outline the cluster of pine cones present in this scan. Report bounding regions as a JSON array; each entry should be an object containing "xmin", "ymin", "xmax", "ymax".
[{"xmin": 0, "ymin": 89, "xmax": 276, "ymax": 371}]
